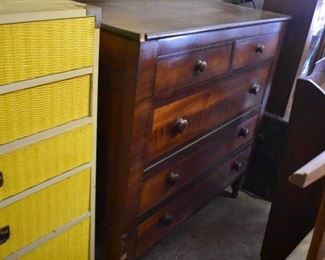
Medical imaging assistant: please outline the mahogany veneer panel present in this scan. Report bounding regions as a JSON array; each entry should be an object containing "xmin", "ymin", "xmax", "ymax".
[
  {"xmin": 155, "ymin": 42, "xmax": 232, "ymax": 96},
  {"xmin": 148, "ymin": 64, "xmax": 271, "ymax": 162},
  {"xmin": 233, "ymin": 33, "xmax": 281, "ymax": 69}
]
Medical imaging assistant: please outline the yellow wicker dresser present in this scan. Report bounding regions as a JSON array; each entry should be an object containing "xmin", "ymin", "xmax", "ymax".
[{"xmin": 0, "ymin": 1, "xmax": 100, "ymax": 259}]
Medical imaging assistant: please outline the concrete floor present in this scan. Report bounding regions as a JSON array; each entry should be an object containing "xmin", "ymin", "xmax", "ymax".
[{"xmin": 140, "ymin": 191, "xmax": 309, "ymax": 260}]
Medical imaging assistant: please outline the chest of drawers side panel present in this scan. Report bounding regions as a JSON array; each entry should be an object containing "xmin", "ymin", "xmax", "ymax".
[{"xmin": 96, "ymin": 30, "xmax": 157, "ymax": 260}]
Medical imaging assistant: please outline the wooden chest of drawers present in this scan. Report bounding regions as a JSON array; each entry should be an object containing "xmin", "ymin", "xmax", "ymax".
[
  {"xmin": 0, "ymin": 2, "xmax": 100, "ymax": 259},
  {"xmin": 88, "ymin": 1, "xmax": 289, "ymax": 259}
]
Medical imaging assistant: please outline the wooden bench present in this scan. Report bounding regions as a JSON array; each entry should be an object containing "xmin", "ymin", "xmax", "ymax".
[
  {"xmin": 289, "ymin": 151, "xmax": 325, "ymax": 260},
  {"xmin": 261, "ymin": 58, "xmax": 325, "ymax": 259}
]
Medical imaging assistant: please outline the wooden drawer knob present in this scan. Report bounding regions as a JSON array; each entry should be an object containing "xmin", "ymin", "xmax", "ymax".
[
  {"xmin": 238, "ymin": 128, "xmax": 250, "ymax": 138},
  {"xmin": 173, "ymin": 118, "xmax": 188, "ymax": 134},
  {"xmin": 0, "ymin": 172, "xmax": 3, "ymax": 188},
  {"xmin": 160, "ymin": 213, "xmax": 174, "ymax": 225},
  {"xmin": 232, "ymin": 161, "xmax": 243, "ymax": 172},
  {"xmin": 249, "ymin": 83, "xmax": 260, "ymax": 95},
  {"xmin": 0, "ymin": 226, "xmax": 10, "ymax": 245},
  {"xmin": 256, "ymin": 44, "xmax": 265, "ymax": 53},
  {"xmin": 166, "ymin": 172, "xmax": 180, "ymax": 186},
  {"xmin": 195, "ymin": 60, "xmax": 208, "ymax": 72}
]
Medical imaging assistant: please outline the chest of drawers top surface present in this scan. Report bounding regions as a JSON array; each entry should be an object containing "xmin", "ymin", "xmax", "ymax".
[{"xmin": 84, "ymin": 0, "xmax": 289, "ymax": 41}]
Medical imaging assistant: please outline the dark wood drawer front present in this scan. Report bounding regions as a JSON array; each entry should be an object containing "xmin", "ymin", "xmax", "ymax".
[
  {"xmin": 148, "ymin": 64, "xmax": 271, "ymax": 162},
  {"xmin": 155, "ymin": 43, "xmax": 232, "ymax": 96},
  {"xmin": 157, "ymin": 23, "xmax": 285, "ymax": 56},
  {"xmin": 233, "ymin": 33, "xmax": 280, "ymax": 69},
  {"xmin": 141, "ymin": 113, "xmax": 258, "ymax": 214},
  {"xmin": 136, "ymin": 145, "xmax": 252, "ymax": 258}
]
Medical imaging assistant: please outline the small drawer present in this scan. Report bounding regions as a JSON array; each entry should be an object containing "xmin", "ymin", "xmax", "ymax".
[
  {"xmin": 232, "ymin": 33, "xmax": 280, "ymax": 69},
  {"xmin": 148, "ymin": 64, "xmax": 270, "ymax": 162},
  {"xmin": 136, "ymin": 146, "xmax": 252, "ymax": 258},
  {"xmin": 141, "ymin": 113, "xmax": 258, "ymax": 214},
  {"xmin": 0, "ymin": 169, "xmax": 91, "ymax": 259},
  {"xmin": 0, "ymin": 124, "xmax": 92, "ymax": 201},
  {"xmin": 0, "ymin": 75, "xmax": 91, "ymax": 145},
  {"xmin": 0, "ymin": 17, "xmax": 94, "ymax": 86},
  {"xmin": 155, "ymin": 43, "xmax": 232, "ymax": 96},
  {"xmin": 20, "ymin": 218, "xmax": 90, "ymax": 260}
]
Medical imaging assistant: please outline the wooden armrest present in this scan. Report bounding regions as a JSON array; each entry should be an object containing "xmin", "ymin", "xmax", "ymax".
[
  {"xmin": 307, "ymin": 57, "xmax": 325, "ymax": 92},
  {"xmin": 289, "ymin": 151, "xmax": 325, "ymax": 188}
]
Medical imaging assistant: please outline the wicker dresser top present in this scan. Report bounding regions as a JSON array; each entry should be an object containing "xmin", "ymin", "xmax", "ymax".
[{"xmin": 0, "ymin": 1, "xmax": 94, "ymax": 24}]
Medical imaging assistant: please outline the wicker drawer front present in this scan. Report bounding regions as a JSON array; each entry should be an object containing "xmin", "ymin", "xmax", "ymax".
[
  {"xmin": 0, "ymin": 75, "xmax": 91, "ymax": 145},
  {"xmin": 0, "ymin": 17, "xmax": 94, "ymax": 86},
  {"xmin": 21, "ymin": 218, "xmax": 90, "ymax": 260},
  {"xmin": 0, "ymin": 124, "xmax": 92, "ymax": 201},
  {"xmin": 0, "ymin": 169, "xmax": 91, "ymax": 259}
]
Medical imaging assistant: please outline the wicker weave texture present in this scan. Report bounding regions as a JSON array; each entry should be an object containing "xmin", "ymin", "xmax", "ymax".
[
  {"xmin": 0, "ymin": 75, "xmax": 91, "ymax": 145},
  {"xmin": 20, "ymin": 218, "xmax": 90, "ymax": 260},
  {"xmin": 0, "ymin": 124, "xmax": 92, "ymax": 201},
  {"xmin": 0, "ymin": 17, "xmax": 94, "ymax": 86},
  {"xmin": 0, "ymin": 169, "xmax": 91, "ymax": 259}
]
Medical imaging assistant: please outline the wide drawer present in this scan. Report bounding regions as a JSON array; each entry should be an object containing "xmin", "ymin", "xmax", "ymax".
[
  {"xmin": 0, "ymin": 75, "xmax": 91, "ymax": 145},
  {"xmin": 0, "ymin": 124, "xmax": 92, "ymax": 201},
  {"xmin": 136, "ymin": 146, "xmax": 252, "ymax": 258},
  {"xmin": 0, "ymin": 17, "xmax": 94, "ymax": 86},
  {"xmin": 155, "ymin": 42, "xmax": 232, "ymax": 96},
  {"xmin": 0, "ymin": 169, "xmax": 91, "ymax": 259},
  {"xmin": 232, "ymin": 33, "xmax": 280, "ymax": 69},
  {"xmin": 147, "ymin": 63, "xmax": 270, "ymax": 162},
  {"xmin": 20, "ymin": 218, "xmax": 90, "ymax": 260},
  {"xmin": 141, "ymin": 113, "xmax": 258, "ymax": 214}
]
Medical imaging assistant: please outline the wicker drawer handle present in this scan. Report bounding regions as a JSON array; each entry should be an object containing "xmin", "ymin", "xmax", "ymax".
[
  {"xmin": 160, "ymin": 213, "xmax": 174, "ymax": 226},
  {"xmin": 0, "ymin": 172, "xmax": 3, "ymax": 188},
  {"xmin": 0, "ymin": 226, "xmax": 10, "ymax": 245}
]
